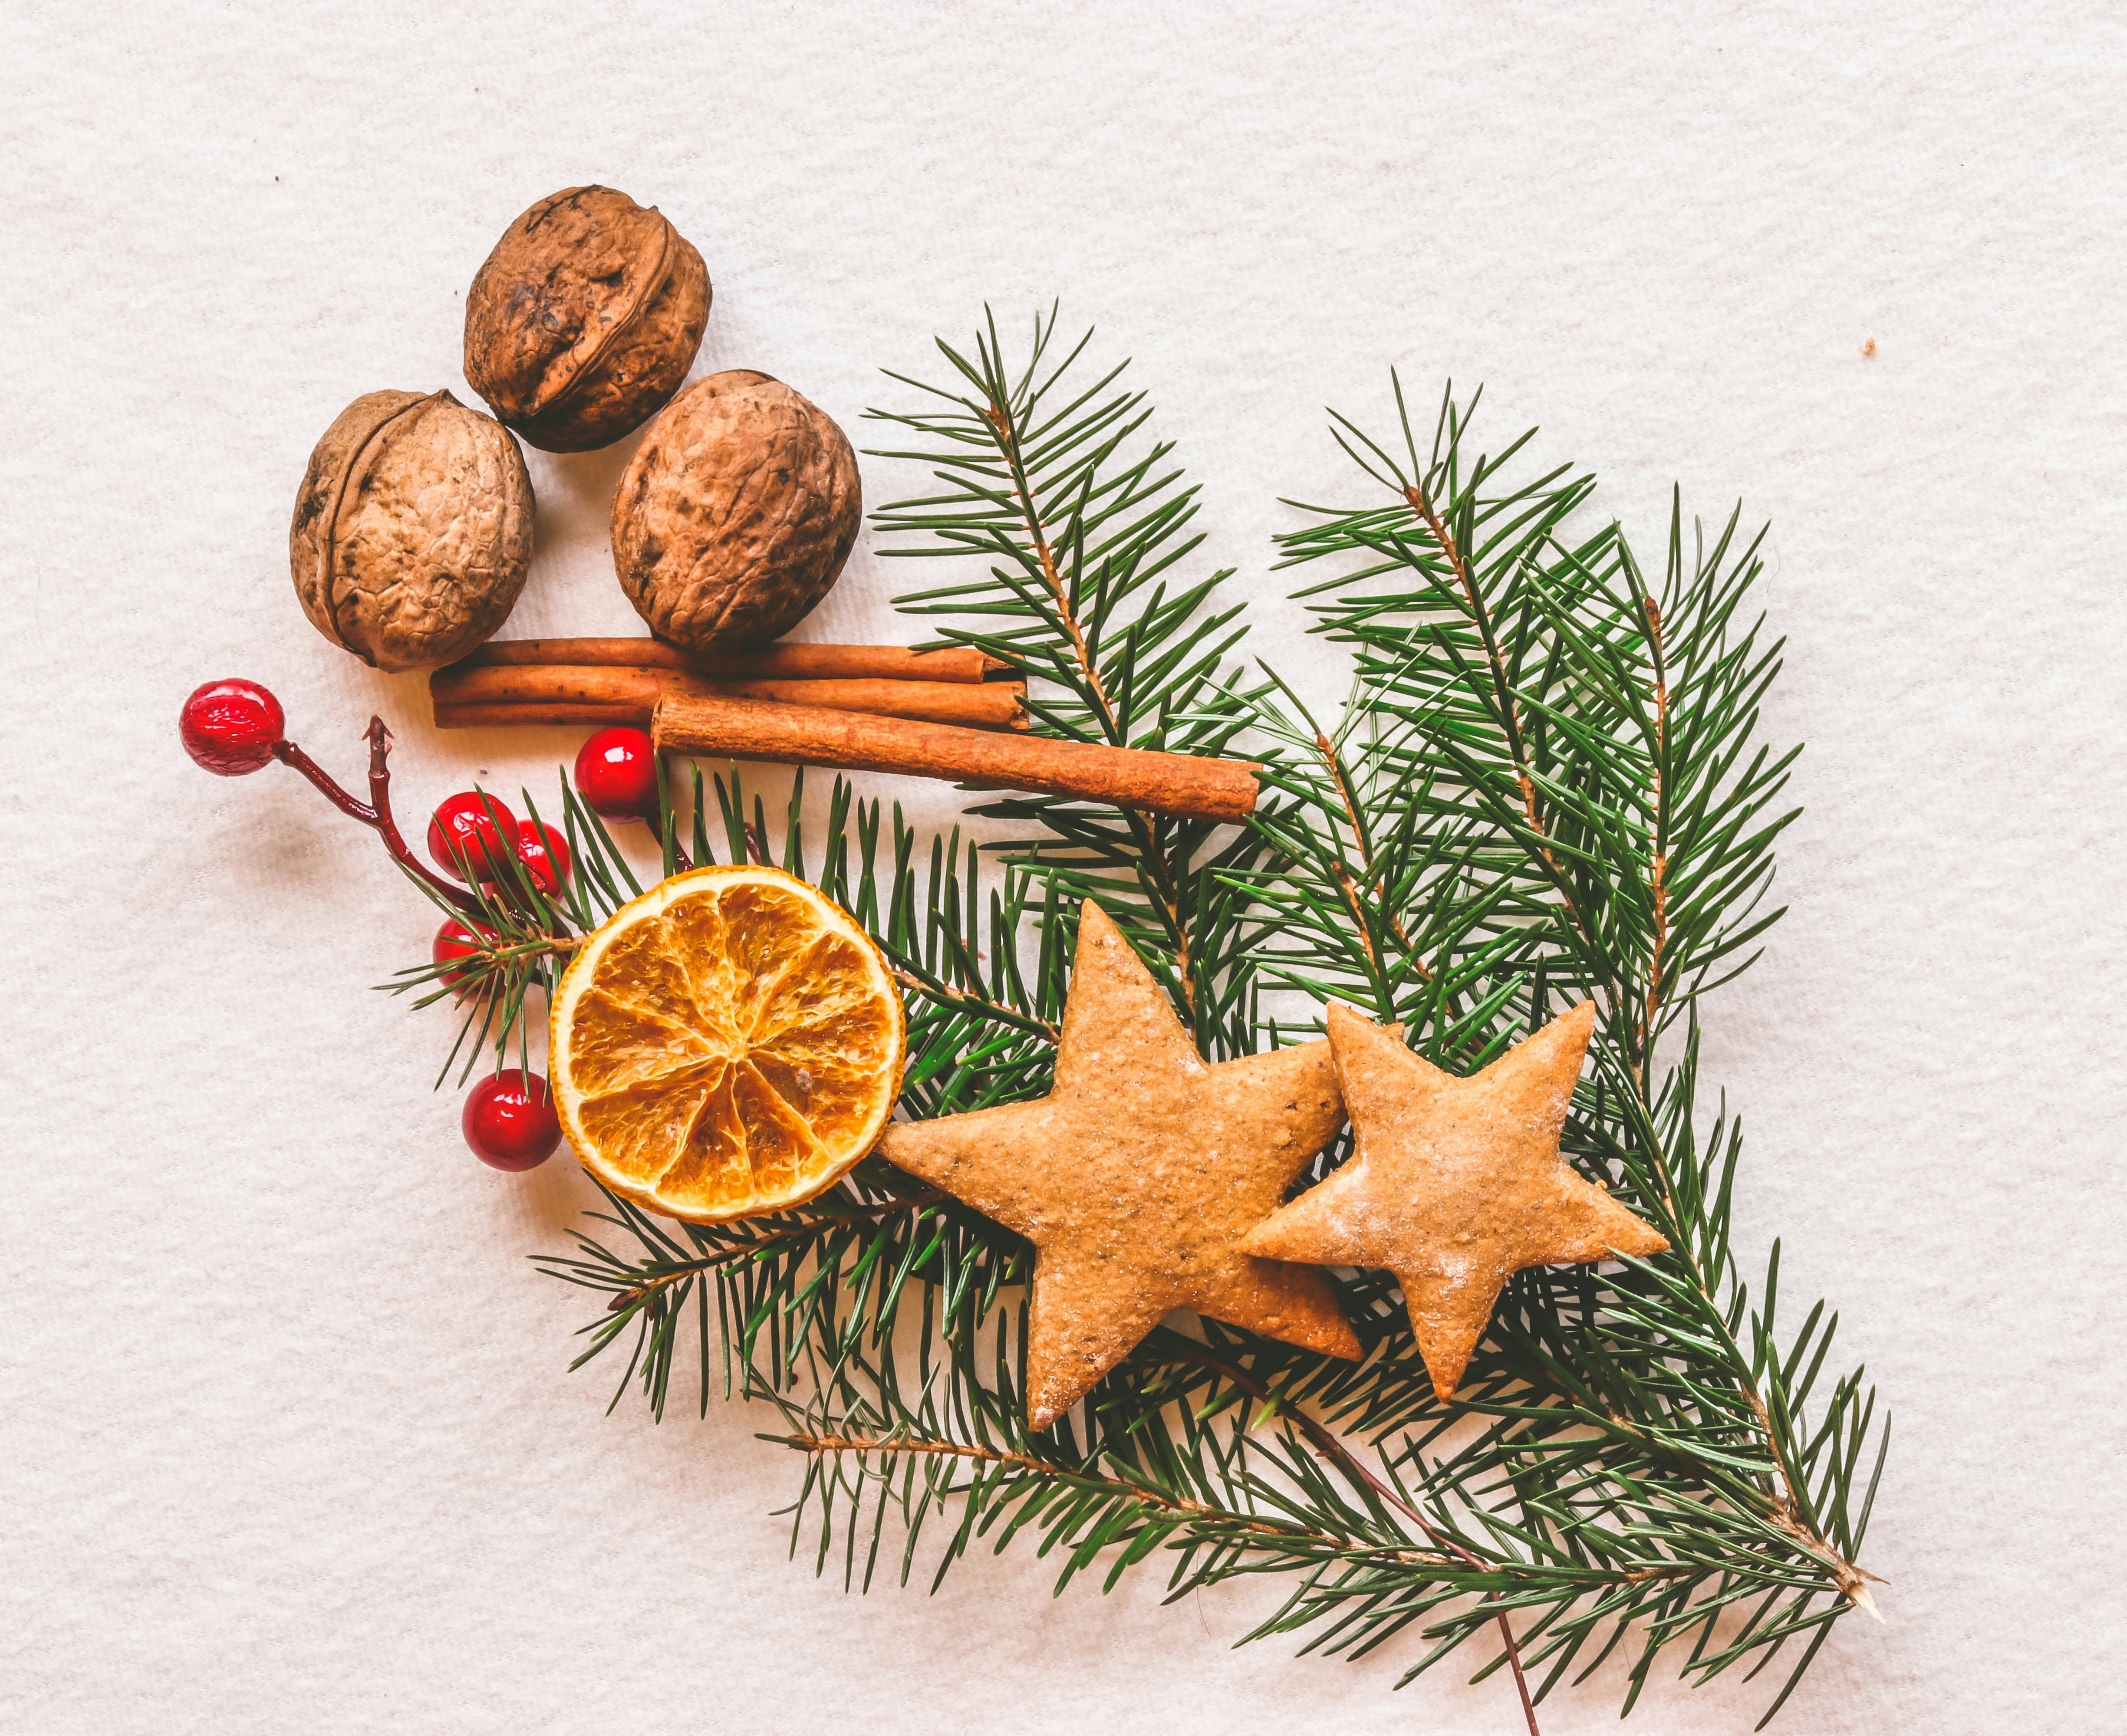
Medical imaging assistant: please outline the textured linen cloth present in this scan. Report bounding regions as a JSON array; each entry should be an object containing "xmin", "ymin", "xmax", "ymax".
[{"xmin": 4, "ymin": 4, "xmax": 2122, "ymax": 1730}]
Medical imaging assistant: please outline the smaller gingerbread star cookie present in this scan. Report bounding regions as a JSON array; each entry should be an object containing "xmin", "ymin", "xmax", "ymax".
[
  {"xmin": 878, "ymin": 901, "xmax": 1361, "ymax": 1431},
  {"xmin": 1240, "ymin": 1001, "xmax": 1669, "ymax": 1401}
]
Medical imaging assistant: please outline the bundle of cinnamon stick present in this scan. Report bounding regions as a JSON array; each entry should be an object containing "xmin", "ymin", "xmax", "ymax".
[
  {"xmin": 433, "ymin": 638, "xmax": 1025, "ymax": 731},
  {"xmin": 433, "ymin": 637, "xmax": 1261, "ymax": 825}
]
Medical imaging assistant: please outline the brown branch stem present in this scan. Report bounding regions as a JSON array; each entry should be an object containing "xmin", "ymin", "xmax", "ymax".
[
  {"xmin": 1407, "ymin": 481, "xmax": 1547, "ymax": 852},
  {"xmin": 1607, "ymin": 594, "xmax": 1867, "ymax": 1614},
  {"xmin": 1311, "ymin": 729, "xmax": 1458, "ymax": 1013},
  {"xmin": 1403, "ymin": 481, "xmax": 1627, "ymax": 1029},
  {"xmin": 489, "ymin": 935, "xmax": 581, "ymax": 960},
  {"xmin": 985, "ymin": 400, "xmax": 1119, "ymax": 739},
  {"xmin": 788, "ymin": 1429, "xmax": 1704, "ymax": 1610},
  {"xmin": 1747, "ymin": 1388, "xmax": 1884, "ymax": 1617},
  {"xmin": 892, "ymin": 967, "xmax": 1060, "ymax": 1045},
  {"xmin": 1404, "ymin": 474, "xmax": 1633, "ymax": 1063},
  {"xmin": 603, "ymin": 1197, "xmax": 941, "ymax": 1312},
  {"xmin": 1636, "ymin": 593, "xmax": 1670, "ymax": 1095},
  {"xmin": 784, "ymin": 1430, "xmax": 1401, "ymax": 1555},
  {"xmin": 273, "ymin": 720, "xmax": 480, "ymax": 914},
  {"xmin": 1155, "ymin": 1332, "xmax": 1543, "ymax": 1736},
  {"xmin": 981, "ymin": 393, "xmax": 1198, "ymax": 1007}
]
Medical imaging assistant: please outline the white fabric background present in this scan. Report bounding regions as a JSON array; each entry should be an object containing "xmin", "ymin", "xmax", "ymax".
[{"xmin": 5, "ymin": 3, "xmax": 2122, "ymax": 1731}]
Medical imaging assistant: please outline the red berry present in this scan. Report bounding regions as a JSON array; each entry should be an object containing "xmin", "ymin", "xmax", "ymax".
[
  {"xmin": 181, "ymin": 678, "xmax": 285, "ymax": 776},
  {"xmin": 574, "ymin": 726, "xmax": 660, "ymax": 821},
  {"xmin": 431, "ymin": 918, "xmax": 498, "ymax": 997},
  {"xmin": 517, "ymin": 819, "xmax": 572, "ymax": 892},
  {"xmin": 427, "ymin": 791, "xmax": 518, "ymax": 882},
  {"xmin": 462, "ymin": 1070, "xmax": 561, "ymax": 1172}
]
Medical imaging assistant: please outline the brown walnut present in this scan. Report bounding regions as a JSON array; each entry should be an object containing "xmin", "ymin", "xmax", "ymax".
[
  {"xmin": 610, "ymin": 370, "xmax": 862, "ymax": 651},
  {"xmin": 290, "ymin": 389, "xmax": 535, "ymax": 673},
  {"xmin": 463, "ymin": 186, "xmax": 711, "ymax": 453}
]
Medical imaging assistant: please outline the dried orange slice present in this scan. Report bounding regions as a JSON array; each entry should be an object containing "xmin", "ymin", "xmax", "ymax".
[{"xmin": 549, "ymin": 865, "xmax": 905, "ymax": 1222}]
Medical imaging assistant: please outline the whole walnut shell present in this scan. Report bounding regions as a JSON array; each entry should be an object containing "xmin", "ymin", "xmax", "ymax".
[
  {"xmin": 463, "ymin": 186, "xmax": 711, "ymax": 453},
  {"xmin": 290, "ymin": 389, "xmax": 535, "ymax": 673},
  {"xmin": 610, "ymin": 370, "xmax": 862, "ymax": 651}
]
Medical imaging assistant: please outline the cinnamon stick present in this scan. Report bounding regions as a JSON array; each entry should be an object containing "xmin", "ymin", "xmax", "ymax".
[
  {"xmin": 430, "ymin": 664, "xmax": 1027, "ymax": 731},
  {"xmin": 435, "ymin": 702, "xmax": 642, "ymax": 729},
  {"xmin": 461, "ymin": 638, "xmax": 1006, "ymax": 685},
  {"xmin": 652, "ymin": 692, "xmax": 1260, "ymax": 825}
]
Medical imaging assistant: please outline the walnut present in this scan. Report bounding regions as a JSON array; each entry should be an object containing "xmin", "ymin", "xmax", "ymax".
[
  {"xmin": 463, "ymin": 186, "xmax": 711, "ymax": 453},
  {"xmin": 610, "ymin": 370, "xmax": 862, "ymax": 651},
  {"xmin": 289, "ymin": 389, "xmax": 535, "ymax": 673}
]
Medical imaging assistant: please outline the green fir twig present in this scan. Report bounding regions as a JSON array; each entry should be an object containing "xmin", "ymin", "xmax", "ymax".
[{"xmin": 435, "ymin": 319, "xmax": 1892, "ymax": 1729}]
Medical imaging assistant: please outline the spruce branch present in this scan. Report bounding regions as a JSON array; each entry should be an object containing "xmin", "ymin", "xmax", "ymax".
[
  {"xmin": 1268, "ymin": 378, "xmax": 1881, "ymax": 1718},
  {"xmin": 1155, "ymin": 1328, "xmax": 1541, "ymax": 1735},
  {"xmin": 514, "ymin": 331, "xmax": 1884, "ymax": 1730},
  {"xmin": 866, "ymin": 306, "xmax": 1273, "ymax": 1054}
]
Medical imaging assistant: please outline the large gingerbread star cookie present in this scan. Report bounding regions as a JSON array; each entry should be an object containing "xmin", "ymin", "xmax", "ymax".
[{"xmin": 877, "ymin": 901, "xmax": 1361, "ymax": 1431}]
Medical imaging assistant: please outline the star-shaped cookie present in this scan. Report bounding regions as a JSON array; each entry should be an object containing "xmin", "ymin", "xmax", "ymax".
[
  {"xmin": 1240, "ymin": 1001, "xmax": 1669, "ymax": 1401},
  {"xmin": 877, "ymin": 901, "xmax": 1361, "ymax": 1431}
]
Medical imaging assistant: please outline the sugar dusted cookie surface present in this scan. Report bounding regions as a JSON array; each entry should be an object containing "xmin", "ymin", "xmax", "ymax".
[{"xmin": 1242, "ymin": 1002, "xmax": 1669, "ymax": 1401}]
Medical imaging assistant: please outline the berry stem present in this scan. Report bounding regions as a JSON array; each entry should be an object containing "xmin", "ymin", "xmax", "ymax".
[{"xmin": 273, "ymin": 718, "xmax": 480, "ymax": 913}]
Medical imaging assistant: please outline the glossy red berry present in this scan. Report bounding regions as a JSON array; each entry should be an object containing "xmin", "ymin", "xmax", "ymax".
[
  {"xmin": 462, "ymin": 1071, "xmax": 561, "ymax": 1171},
  {"xmin": 427, "ymin": 791, "xmax": 518, "ymax": 881},
  {"xmin": 516, "ymin": 819, "xmax": 572, "ymax": 892},
  {"xmin": 574, "ymin": 726, "xmax": 660, "ymax": 821},
  {"xmin": 181, "ymin": 678, "xmax": 285, "ymax": 776},
  {"xmin": 431, "ymin": 918, "xmax": 498, "ymax": 997}
]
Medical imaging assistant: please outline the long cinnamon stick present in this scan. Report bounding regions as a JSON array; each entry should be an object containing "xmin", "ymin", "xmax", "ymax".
[
  {"xmin": 652, "ymin": 692, "xmax": 1260, "ymax": 824},
  {"xmin": 461, "ymin": 638, "xmax": 1006, "ymax": 684},
  {"xmin": 430, "ymin": 664, "xmax": 1027, "ymax": 730}
]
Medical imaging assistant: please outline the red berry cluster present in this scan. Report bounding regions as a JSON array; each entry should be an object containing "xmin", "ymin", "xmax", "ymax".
[
  {"xmin": 177, "ymin": 682, "xmax": 666, "ymax": 1177},
  {"xmin": 423, "ymin": 790, "xmax": 572, "ymax": 889},
  {"xmin": 419, "ymin": 789, "xmax": 574, "ymax": 1170}
]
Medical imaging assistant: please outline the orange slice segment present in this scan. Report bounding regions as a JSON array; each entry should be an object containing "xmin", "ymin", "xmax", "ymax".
[{"xmin": 549, "ymin": 865, "xmax": 906, "ymax": 1222}]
